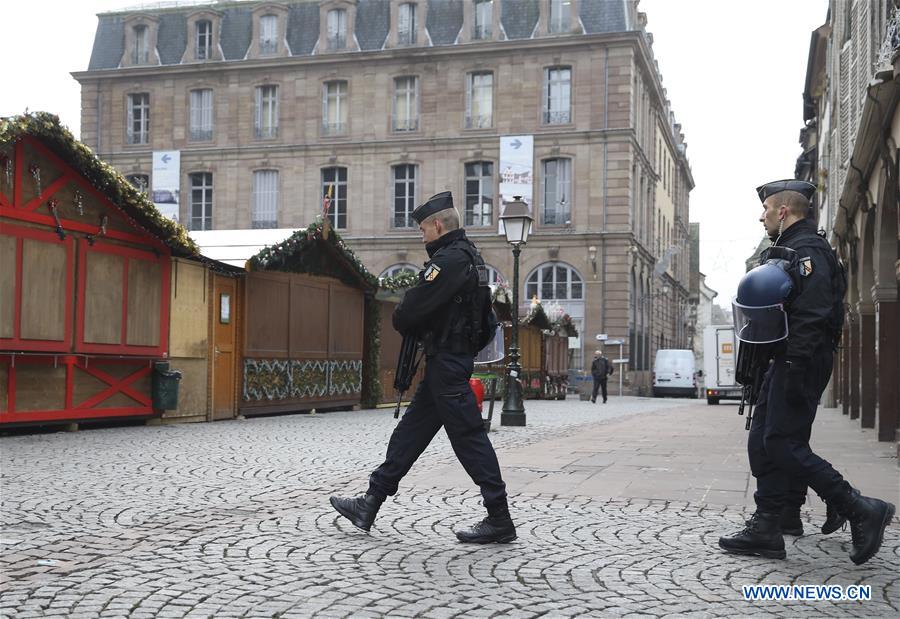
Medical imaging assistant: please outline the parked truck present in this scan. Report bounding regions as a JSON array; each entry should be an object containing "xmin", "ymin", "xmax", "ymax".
[{"xmin": 703, "ymin": 324, "xmax": 743, "ymax": 404}]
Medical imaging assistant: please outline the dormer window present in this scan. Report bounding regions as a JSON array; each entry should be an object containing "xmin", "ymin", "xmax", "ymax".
[
  {"xmin": 474, "ymin": 0, "xmax": 492, "ymax": 40},
  {"xmin": 133, "ymin": 25, "xmax": 149, "ymax": 64},
  {"xmin": 327, "ymin": 9, "xmax": 347, "ymax": 50},
  {"xmin": 549, "ymin": 0, "xmax": 571, "ymax": 34},
  {"xmin": 196, "ymin": 20, "xmax": 212, "ymax": 59},
  {"xmin": 397, "ymin": 3, "xmax": 417, "ymax": 46},
  {"xmin": 259, "ymin": 14, "xmax": 278, "ymax": 55}
]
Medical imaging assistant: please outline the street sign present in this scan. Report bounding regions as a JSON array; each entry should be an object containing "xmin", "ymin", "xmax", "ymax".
[
  {"xmin": 606, "ymin": 339, "xmax": 623, "ymax": 345},
  {"xmin": 613, "ymin": 358, "xmax": 629, "ymax": 364},
  {"xmin": 595, "ymin": 333, "xmax": 608, "ymax": 341}
]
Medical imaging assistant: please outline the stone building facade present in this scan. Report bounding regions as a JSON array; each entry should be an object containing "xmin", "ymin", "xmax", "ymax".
[
  {"xmin": 73, "ymin": 0, "xmax": 694, "ymax": 388},
  {"xmin": 798, "ymin": 0, "xmax": 898, "ymax": 441}
]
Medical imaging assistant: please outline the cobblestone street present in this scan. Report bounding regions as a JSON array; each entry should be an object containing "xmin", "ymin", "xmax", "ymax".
[{"xmin": 1, "ymin": 397, "xmax": 898, "ymax": 618}]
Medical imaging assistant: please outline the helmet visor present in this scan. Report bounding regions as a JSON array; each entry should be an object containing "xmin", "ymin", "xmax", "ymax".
[{"xmin": 731, "ymin": 299, "xmax": 789, "ymax": 344}]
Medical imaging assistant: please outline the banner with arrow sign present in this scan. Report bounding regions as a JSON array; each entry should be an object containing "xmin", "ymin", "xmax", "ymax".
[
  {"xmin": 499, "ymin": 135, "xmax": 533, "ymax": 234},
  {"xmin": 152, "ymin": 150, "xmax": 181, "ymax": 222}
]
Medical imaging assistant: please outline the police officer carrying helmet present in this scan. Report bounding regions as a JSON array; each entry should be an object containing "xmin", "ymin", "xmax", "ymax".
[
  {"xmin": 330, "ymin": 192, "xmax": 516, "ymax": 544},
  {"xmin": 719, "ymin": 179, "xmax": 895, "ymax": 565}
]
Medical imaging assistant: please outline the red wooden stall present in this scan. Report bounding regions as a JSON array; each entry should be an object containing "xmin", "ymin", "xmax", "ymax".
[{"xmin": 0, "ymin": 113, "xmax": 197, "ymax": 426}]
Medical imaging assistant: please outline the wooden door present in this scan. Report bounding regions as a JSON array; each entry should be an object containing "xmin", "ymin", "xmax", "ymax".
[{"xmin": 212, "ymin": 275, "xmax": 236, "ymax": 420}]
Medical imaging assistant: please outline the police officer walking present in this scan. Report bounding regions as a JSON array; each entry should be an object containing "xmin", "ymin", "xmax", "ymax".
[
  {"xmin": 590, "ymin": 350, "xmax": 614, "ymax": 403},
  {"xmin": 719, "ymin": 179, "xmax": 895, "ymax": 565},
  {"xmin": 330, "ymin": 192, "xmax": 516, "ymax": 544}
]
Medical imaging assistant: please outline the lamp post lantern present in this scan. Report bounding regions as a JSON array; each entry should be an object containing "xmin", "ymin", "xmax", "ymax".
[{"xmin": 499, "ymin": 196, "xmax": 533, "ymax": 427}]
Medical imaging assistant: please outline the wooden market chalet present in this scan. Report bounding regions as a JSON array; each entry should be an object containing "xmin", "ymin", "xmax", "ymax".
[{"xmin": 0, "ymin": 113, "xmax": 379, "ymax": 427}]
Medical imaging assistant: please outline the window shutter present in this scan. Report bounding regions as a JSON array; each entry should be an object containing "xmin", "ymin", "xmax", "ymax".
[
  {"xmin": 465, "ymin": 74, "xmax": 473, "ymax": 121},
  {"xmin": 542, "ymin": 69, "xmax": 549, "ymax": 122}
]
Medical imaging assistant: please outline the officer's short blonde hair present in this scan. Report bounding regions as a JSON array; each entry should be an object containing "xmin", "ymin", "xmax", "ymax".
[
  {"xmin": 423, "ymin": 207, "xmax": 460, "ymax": 231},
  {"xmin": 772, "ymin": 190, "xmax": 810, "ymax": 218}
]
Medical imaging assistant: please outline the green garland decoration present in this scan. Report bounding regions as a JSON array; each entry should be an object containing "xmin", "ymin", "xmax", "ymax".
[
  {"xmin": 0, "ymin": 111, "xmax": 198, "ymax": 256},
  {"xmin": 379, "ymin": 270, "xmax": 419, "ymax": 292},
  {"xmin": 361, "ymin": 296, "xmax": 382, "ymax": 408}
]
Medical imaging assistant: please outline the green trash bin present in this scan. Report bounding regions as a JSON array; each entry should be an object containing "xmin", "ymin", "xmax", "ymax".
[{"xmin": 152, "ymin": 361, "xmax": 182, "ymax": 410}]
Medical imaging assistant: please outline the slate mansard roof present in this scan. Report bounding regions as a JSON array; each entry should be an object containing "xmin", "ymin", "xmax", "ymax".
[{"xmin": 87, "ymin": 0, "xmax": 631, "ymax": 71}]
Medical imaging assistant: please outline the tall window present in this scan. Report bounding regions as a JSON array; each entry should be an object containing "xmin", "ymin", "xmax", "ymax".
[
  {"xmin": 327, "ymin": 9, "xmax": 347, "ymax": 50},
  {"xmin": 133, "ymin": 25, "xmax": 149, "ymax": 64},
  {"xmin": 127, "ymin": 93, "xmax": 150, "ymax": 145},
  {"xmin": 474, "ymin": 0, "xmax": 492, "ymax": 39},
  {"xmin": 189, "ymin": 89, "xmax": 213, "ymax": 141},
  {"xmin": 484, "ymin": 264, "xmax": 505, "ymax": 285},
  {"xmin": 392, "ymin": 164, "xmax": 417, "ymax": 228},
  {"xmin": 189, "ymin": 172, "xmax": 213, "ymax": 231},
  {"xmin": 541, "ymin": 158, "xmax": 571, "ymax": 225},
  {"xmin": 252, "ymin": 170, "xmax": 278, "ymax": 228},
  {"xmin": 255, "ymin": 85, "xmax": 279, "ymax": 139},
  {"xmin": 543, "ymin": 67, "xmax": 571, "ymax": 124},
  {"xmin": 322, "ymin": 167, "xmax": 348, "ymax": 229},
  {"xmin": 464, "ymin": 162, "xmax": 493, "ymax": 227},
  {"xmin": 525, "ymin": 263, "xmax": 583, "ymax": 301},
  {"xmin": 126, "ymin": 174, "xmax": 149, "ymax": 195},
  {"xmin": 259, "ymin": 14, "xmax": 278, "ymax": 54},
  {"xmin": 398, "ymin": 3, "xmax": 417, "ymax": 45},
  {"xmin": 549, "ymin": 0, "xmax": 571, "ymax": 33},
  {"xmin": 196, "ymin": 20, "xmax": 212, "ymax": 59},
  {"xmin": 322, "ymin": 80, "xmax": 348, "ymax": 136},
  {"xmin": 393, "ymin": 76, "xmax": 419, "ymax": 132},
  {"xmin": 466, "ymin": 72, "xmax": 493, "ymax": 128}
]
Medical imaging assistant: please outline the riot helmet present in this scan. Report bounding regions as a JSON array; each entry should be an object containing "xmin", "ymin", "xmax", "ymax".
[{"xmin": 732, "ymin": 262, "xmax": 793, "ymax": 344}]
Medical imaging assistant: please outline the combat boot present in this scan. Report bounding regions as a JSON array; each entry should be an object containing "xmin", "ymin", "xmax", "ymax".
[
  {"xmin": 820, "ymin": 500, "xmax": 846, "ymax": 535},
  {"xmin": 779, "ymin": 505, "xmax": 804, "ymax": 536},
  {"xmin": 835, "ymin": 488, "xmax": 895, "ymax": 565},
  {"xmin": 718, "ymin": 511, "xmax": 786, "ymax": 559},
  {"xmin": 329, "ymin": 494, "xmax": 384, "ymax": 532},
  {"xmin": 455, "ymin": 506, "xmax": 517, "ymax": 544}
]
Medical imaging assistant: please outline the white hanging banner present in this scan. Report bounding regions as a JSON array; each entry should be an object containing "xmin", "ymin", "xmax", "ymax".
[
  {"xmin": 498, "ymin": 135, "xmax": 533, "ymax": 234},
  {"xmin": 152, "ymin": 150, "xmax": 181, "ymax": 222}
]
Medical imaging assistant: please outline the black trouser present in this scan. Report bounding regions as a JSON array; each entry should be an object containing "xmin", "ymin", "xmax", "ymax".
[
  {"xmin": 368, "ymin": 351, "xmax": 508, "ymax": 512},
  {"xmin": 591, "ymin": 377, "xmax": 608, "ymax": 402},
  {"xmin": 747, "ymin": 349, "xmax": 850, "ymax": 513}
]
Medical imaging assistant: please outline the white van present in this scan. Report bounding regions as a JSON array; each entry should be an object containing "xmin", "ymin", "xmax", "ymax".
[{"xmin": 652, "ymin": 349, "xmax": 697, "ymax": 398}]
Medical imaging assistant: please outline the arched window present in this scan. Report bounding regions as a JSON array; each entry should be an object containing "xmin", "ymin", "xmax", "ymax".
[
  {"xmin": 525, "ymin": 262, "xmax": 582, "ymax": 300},
  {"xmin": 380, "ymin": 263, "xmax": 418, "ymax": 278}
]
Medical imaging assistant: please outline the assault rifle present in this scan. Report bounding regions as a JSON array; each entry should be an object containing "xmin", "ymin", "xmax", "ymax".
[
  {"xmin": 735, "ymin": 342, "xmax": 774, "ymax": 430},
  {"xmin": 393, "ymin": 334, "xmax": 423, "ymax": 419}
]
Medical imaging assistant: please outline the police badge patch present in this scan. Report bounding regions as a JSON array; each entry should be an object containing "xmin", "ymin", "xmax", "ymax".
[
  {"xmin": 800, "ymin": 256, "xmax": 813, "ymax": 277},
  {"xmin": 424, "ymin": 264, "xmax": 441, "ymax": 281}
]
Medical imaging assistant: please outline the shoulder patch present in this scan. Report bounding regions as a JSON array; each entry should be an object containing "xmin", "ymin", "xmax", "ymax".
[
  {"xmin": 800, "ymin": 256, "xmax": 813, "ymax": 278},
  {"xmin": 424, "ymin": 264, "xmax": 441, "ymax": 282}
]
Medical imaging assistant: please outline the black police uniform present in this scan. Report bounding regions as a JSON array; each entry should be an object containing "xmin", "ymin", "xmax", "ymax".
[
  {"xmin": 747, "ymin": 217, "xmax": 849, "ymax": 512},
  {"xmin": 368, "ymin": 225, "xmax": 508, "ymax": 511},
  {"xmin": 720, "ymin": 179, "xmax": 894, "ymax": 565}
]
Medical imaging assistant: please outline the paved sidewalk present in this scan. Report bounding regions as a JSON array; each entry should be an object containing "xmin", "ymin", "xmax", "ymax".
[{"xmin": 1, "ymin": 396, "xmax": 897, "ymax": 618}]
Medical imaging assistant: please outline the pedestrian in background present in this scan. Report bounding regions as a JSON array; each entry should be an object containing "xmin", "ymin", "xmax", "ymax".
[
  {"xmin": 590, "ymin": 350, "xmax": 614, "ymax": 403},
  {"xmin": 719, "ymin": 179, "xmax": 894, "ymax": 565},
  {"xmin": 330, "ymin": 192, "xmax": 516, "ymax": 544}
]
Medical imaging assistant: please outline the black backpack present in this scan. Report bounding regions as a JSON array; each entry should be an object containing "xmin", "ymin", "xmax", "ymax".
[
  {"xmin": 791, "ymin": 232, "xmax": 847, "ymax": 350},
  {"xmin": 461, "ymin": 242, "xmax": 499, "ymax": 353}
]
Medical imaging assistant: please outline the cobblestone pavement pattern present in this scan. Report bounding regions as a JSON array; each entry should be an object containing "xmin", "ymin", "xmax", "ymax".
[{"xmin": 1, "ymin": 397, "xmax": 897, "ymax": 618}]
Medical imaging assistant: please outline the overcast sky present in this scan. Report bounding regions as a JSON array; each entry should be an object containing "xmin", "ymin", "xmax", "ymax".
[{"xmin": 0, "ymin": 0, "xmax": 829, "ymax": 305}]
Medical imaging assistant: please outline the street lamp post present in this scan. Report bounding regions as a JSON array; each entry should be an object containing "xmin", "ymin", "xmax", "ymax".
[{"xmin": 499, "ymin": 196, "xmax": 533, "ymax": 427}]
